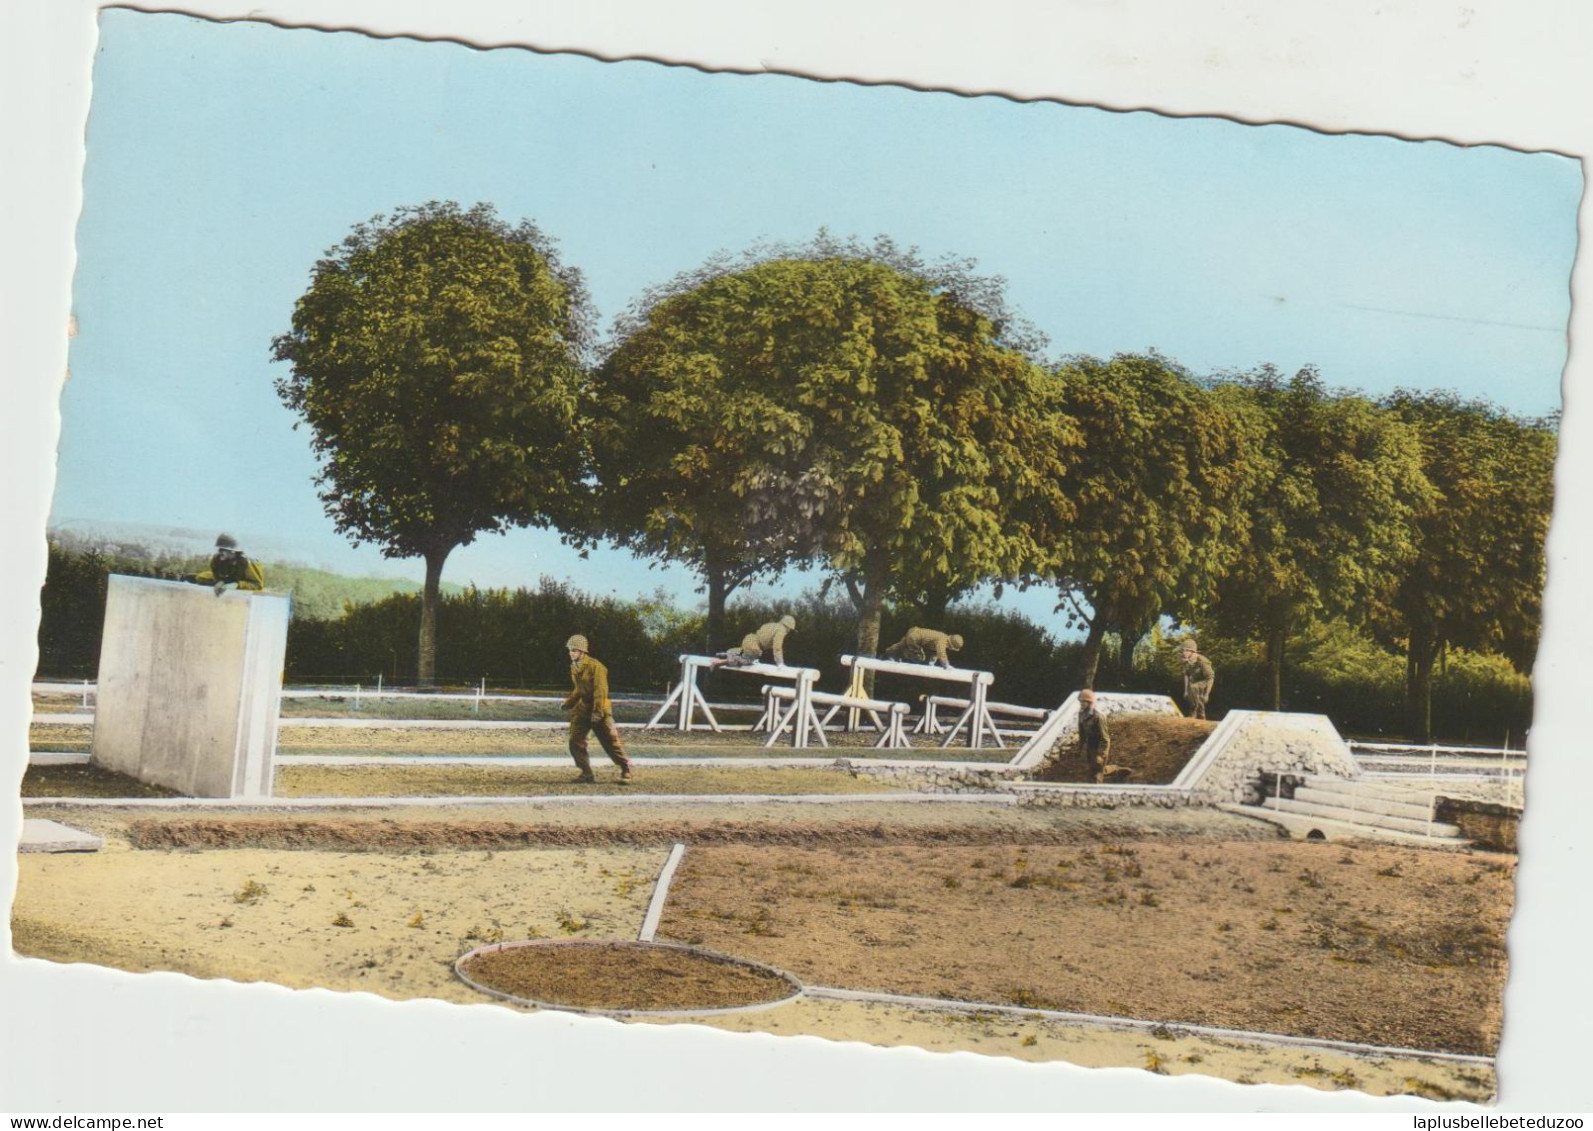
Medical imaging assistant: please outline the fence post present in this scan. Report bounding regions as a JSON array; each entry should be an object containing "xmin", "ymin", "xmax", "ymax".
[
  {"xmin": 475, "ymin": 677, "xmax": 484, "ymax": 715},
  {"xmin": 82, "ymin": 679, "xmax": 91, "ymax": 708},
  {"xmin": 354, "ymin": 683, "xmax": 361, "ymax": 711},
  {"xmin": 376, "ymin": 673, "xmax": 383, "ymax": 699}
]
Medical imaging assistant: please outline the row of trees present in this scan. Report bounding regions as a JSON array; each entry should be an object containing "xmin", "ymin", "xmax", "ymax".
[{"xmin": 270, "ymin": 203, "xmax": 1555, "ymax": 741}]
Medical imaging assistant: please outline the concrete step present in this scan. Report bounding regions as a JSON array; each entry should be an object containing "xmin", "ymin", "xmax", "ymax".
[
  {"xmin": 1300, "ymin": 775, "xmax": 1437, "ymax": 806},
  {"xmin": 1292, "ymin": 785, "xmax": 1433, "ymax": 822},
  {"xmin": 1220, "ymin": 804, "xmax": 1472, "ymax": 849},
  {"xmin": 20, "ymin": 818, "xmax": 103, "ymax": 853},
  {"xmin": 1267, "ymin": 797, "xmax": 1461, "ymax": 838}
]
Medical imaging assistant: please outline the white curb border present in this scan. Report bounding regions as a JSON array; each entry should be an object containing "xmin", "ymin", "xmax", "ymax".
[
  {"xmin": 800, "ymin": 986, "xmax": 1495, "ymax": 1067},
  {"xmin": 638, "ymin": 843, "xmax": 687, "ymax": 942}
]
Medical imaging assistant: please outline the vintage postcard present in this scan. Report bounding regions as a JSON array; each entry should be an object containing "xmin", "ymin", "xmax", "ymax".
[{"xmin": 5, "ymin": 2, "xmax": 1590, "ymax": 1115}]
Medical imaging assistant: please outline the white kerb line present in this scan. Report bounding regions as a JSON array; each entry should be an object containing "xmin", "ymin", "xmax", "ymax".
[{"xmin": 638, "ymin": 843, "xmax": 688, "ymax": 943}]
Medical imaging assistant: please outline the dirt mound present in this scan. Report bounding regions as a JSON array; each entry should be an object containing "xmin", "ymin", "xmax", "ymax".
[
  {"xmin": 458, "ymin": 941, "xmax": 800, "ymax": 1013},
  {"xmin": 1034, "ymin": 712, "xmax": 1216, "ymax": 784},
  {"xmin": 122, "ymin": 815, "xmax": 1274, "ymax": 853}
]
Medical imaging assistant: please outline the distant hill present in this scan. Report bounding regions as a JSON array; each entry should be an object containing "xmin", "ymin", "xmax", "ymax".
[{"xmin": 249, "ymin": 562, "xmax": 447, "ymax": 620}]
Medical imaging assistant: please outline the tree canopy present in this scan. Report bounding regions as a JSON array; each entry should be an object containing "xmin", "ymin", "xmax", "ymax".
[
  {"xmin": 589, "ymin": 237, "xmax": 1077, "ymax": 657},
  {"xmin": 1041, "ymin": 354, "xmax": 1268, "ymax": 688},
  {"xmin": 1203, "ymin": 368, "xmax": 1432, "ymax": 709},
  {"xmin": 271, "ymin": 201, "xmax": 591, "ymax": 681},
  {"xmin": 1373, "ymin": 391, "xmax": 1556, "ymax": 741}
]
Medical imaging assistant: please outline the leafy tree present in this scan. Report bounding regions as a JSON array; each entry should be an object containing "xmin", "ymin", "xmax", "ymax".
[
  {"xmin": 1040, "ymin": 354, "xmax": 1268, "ymax": 689},
  {"xmin": 1204, "ymin": 368, "xmax": 1431, "ymax": 709},
  {"xmin": 1373, "ymin": 391, "xmax": 1555, "ymax": 741},
  {"xmin": 589, "ymin": 236, "xmax": 1078, "ymax": 658},
  {"xmin": 271, "ymin": 201, "xmax": 591, "ymax": 682}
]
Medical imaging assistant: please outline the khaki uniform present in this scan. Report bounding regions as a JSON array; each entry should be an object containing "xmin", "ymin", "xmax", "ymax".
[
  {"xmin": 193, "ymin": 550, "xmax": 265, "ymax": 591},
  {"xmin": 885, "ymin": 627, "xmax": 962, "ymax": 668},
  {"xmin": 1078, "ymin": 703, "xmax": 1111, "ymax": 782},
  {"xmin": 564, "ymin": 655, "xmax": 631, "ymax": 774},
  {"xmin": 1182, "ymin": 652, "xmax": 1215, "ymax": 720},
  {"xmin": 724, "ymin": 620, "xmax": 793, "ymax": 667}
]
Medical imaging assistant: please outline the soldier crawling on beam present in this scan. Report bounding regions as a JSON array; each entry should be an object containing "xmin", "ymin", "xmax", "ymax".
[
  {"xmin": 883, "ymin": 626, "xmax": 964, "ymax": 669},
  {"xmin": 718, "ymin": 614, "xmax": 797, "ymax": 668}
]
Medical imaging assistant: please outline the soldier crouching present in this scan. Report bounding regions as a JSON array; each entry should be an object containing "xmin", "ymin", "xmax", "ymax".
[{"xmin": 563, "ymin": 634, "xmax": 633, "ymax": 785}]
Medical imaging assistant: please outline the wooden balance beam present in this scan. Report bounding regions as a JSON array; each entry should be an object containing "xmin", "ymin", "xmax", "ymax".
[
  {"xmin": 764, "ymin": 686, "xmax": 911, "ymax": 750},
  {"xmin": 646, "ymin": 654, "xmax": 823, "ymax": 748},
  {"xmin": 913, "ymin": 694, "xmax": 1049, "ymax": 738},
  {"xmin": 840, "ymin": 654, "xmax": 1002, "ymax": 749}
]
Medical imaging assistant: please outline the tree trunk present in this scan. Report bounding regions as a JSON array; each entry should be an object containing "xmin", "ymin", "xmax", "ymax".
[
  {"xmin": 1407, "ymin": 623, "xmax": 1440, "ymax": 744},
  {"xmin": 1077, "ymin": 618, "xmax": 1107, "ymax": 690},
  {"xmin": 848, "ymin": 555, "xmax": 889, "ymax": 697},
  {"xmin": 417, "ymin": 545, "xmax": 451, "ymax": 686},
  {"xmin": 704, "ymin": 565, "xmax": 729, "ymax": 654},
  {"xmin": 1265, "ymin": 619, "xmax": 1286, "ymax": 712},
  {"xmin": 1119, "ymin": 617, "xmax": 1152, "ymax": 684}
]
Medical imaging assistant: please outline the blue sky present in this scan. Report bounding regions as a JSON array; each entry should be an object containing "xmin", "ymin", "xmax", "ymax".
[{"xmin": 54, "ymin": 10, "xmax": 1582, "ymax": 630}]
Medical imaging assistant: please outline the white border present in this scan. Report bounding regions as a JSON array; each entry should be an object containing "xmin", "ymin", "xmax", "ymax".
[{"xmin": 4, "ymin": 0, "xmax": 1588, "ymax": 1113}]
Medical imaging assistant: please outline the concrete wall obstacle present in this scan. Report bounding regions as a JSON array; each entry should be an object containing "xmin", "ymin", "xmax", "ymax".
[
  {"xmin": 91, "ymin": 575, "xmax": 289, "ymax": 798},
  {"xmin": 1172, "ymin": 710, "xmax": 1359, "ymax": 803}
]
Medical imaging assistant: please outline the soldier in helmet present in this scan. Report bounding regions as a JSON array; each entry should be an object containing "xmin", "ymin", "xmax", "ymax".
[
  {"xmin": 884, "ymin": 627, "xmax": 964, "ymax": 669},
  {"xmin": 187, "ymin": 533, "xmax": 266, "ymax": 596},
  {"xmin": 562, "ymin": 634, "xmax": 633, "ymax": 785},
  {"xmin": 1077, "ymin": 688, "xmax": 1112, "ymax": 782},
  {"xmin": 1180, "ymin": 639, "xmax": 1216, "ymax": 720},
  {"xmin": 719, "ymin": 614, "xmax": 797, "ymax": 668}
]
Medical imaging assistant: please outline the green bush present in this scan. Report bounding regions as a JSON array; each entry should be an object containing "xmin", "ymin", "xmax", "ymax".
[{"xmin": 35, "ymin": 542, "xmax": 1534, "ymax": 740}]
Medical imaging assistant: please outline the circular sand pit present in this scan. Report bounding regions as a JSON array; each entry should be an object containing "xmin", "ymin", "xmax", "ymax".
[{"xmin": 455, "ymin": 939, "xmax": 803, "ymax": 1016}]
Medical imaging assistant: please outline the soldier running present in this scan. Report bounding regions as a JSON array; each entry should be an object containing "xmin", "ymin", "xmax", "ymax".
[
  {"xmin": 1180, "ymin": 639, "xmax": 1216, "ymax": 721},
  {"xmin": 883, "ymin": 627, "xmax": 964, "ymax": 669},
  {"xmin": 719, "ymin": 614, "xmax": 797, "ymax": 667},
  {"xmin": 563, "ymin": 634, "xmax": 633, "ymax": 784}
]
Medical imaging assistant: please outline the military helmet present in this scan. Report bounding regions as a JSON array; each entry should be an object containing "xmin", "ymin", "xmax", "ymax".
[
  {"xmin": 566, "ymin": 634, "xmax": 589, "ymax": 653},
  {"xmin": 215, "ymin": 533, "xmax": 239, "ymax": 550},
  {"xmin": 947, "ymin": 634, "xmax": 965, "ymax": 649},
  {"xmin": 779, "ymin": 614, "xmax": 797, "ymax": 631},
  {"xmin": 1180, "ymin": 639, "xmax": 1198, "ymax": 653}
]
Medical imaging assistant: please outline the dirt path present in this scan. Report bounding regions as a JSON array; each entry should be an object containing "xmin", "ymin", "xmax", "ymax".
[{"xmin": 656, "ymin": 840, "xmax": 1512, "ymax": 1056}]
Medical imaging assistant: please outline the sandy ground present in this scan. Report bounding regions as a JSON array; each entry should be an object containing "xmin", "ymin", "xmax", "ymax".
[
  {"xmin": 13, "ymin": 836, "xmax": 667, "ymax": 1002},
  {"xmin": 13, "ymin": 798, "xmax": 1500, "ymax": 1100},
  {"xmin": 680, "ymin": 999, "xmax": 1492, "ymax": 1100}
]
